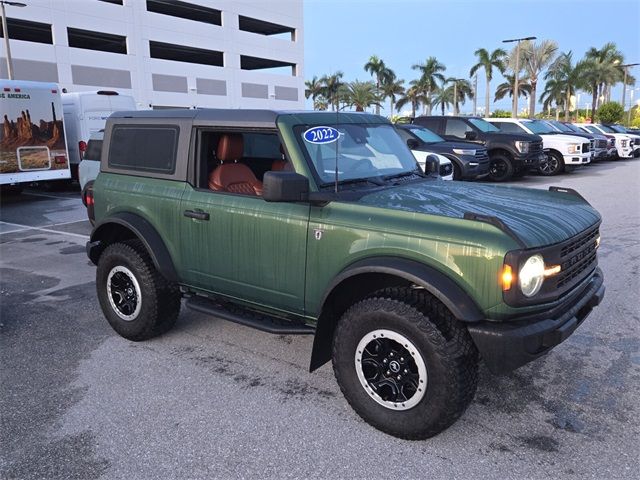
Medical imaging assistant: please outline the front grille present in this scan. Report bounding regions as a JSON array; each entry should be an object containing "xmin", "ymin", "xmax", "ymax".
[
  {"xmin": 596, "ymin": 139, "xmax": 607, "ymax": 149},
  {"xmin": 530, "ymin": 141, "xmax": 543, "ymax": 153},
  {"xmin": 474, "ymin": 148, "xmax": 490, "ymax": 166},
  {"xmin": 581, "ymin": 142, "xmax": 590, "ymax": 153},
  {"xmin": 556, "ymin": 227, "xmax": 599, "ymax": 290},
  {"xmin": 609, "ymin": 138, "xmax": 615, "ymax": 147},
  {"xmin": 439, "ymin": 163, "xmax": 453, "ymax": 177}
]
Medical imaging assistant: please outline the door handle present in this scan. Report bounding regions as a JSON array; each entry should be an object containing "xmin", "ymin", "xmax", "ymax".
[{"xmin": 184, "ymin": 209, "xmax": 210, "ymax": 221}]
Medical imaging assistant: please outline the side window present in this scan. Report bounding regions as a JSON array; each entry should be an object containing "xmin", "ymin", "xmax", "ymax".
[
  {"xmin": 415, "ymin": 118, "xmax": 440, "ymax": 132},
  {"xmin": 197, "ymin": 130, "xmax": 285, "ymax": 194},
  {"xmin": 444, "ymin": 119, "xmax": 472, "ymax": 139},
  {"xmin": 108, "ymin": 125, "xmax": 178, "ymax": 173},
  {"xmin": 84, "ymin": 139, "xmax": 103, "ymax": 161},
  {"xmin": 493, "ymin": 122, "xmax": 526, "ymax": 134},
  {"xmin": 396, "ymin": 129, "xmax": 413, "ymax": 144}
]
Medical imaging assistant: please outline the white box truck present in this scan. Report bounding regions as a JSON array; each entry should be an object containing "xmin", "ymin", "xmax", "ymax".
[
  {"xmin": 0, "ymin": 80, "xmax": 71, "ymax": 189},
  {"xmin": 62, "ymin": 90, "xmax": 136, "ymax": 179}
]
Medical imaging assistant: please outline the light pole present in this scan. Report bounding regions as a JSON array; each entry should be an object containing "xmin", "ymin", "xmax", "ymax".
[
  {"xmin": 1, "ymin": 1, "xmax": 27, "ymax": 80},
  {"xmin": 502, "ymin": 36, "xmax": 536, "ymax": 118},
  {"xmin": 619, "ymin": 63, "xmax": 639, "ymax": 114}
]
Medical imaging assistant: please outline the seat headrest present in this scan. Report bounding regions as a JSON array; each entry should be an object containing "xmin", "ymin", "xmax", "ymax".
[{"xmin": 217, "ymin": 133, "xmax": 243, "ymax": 162}]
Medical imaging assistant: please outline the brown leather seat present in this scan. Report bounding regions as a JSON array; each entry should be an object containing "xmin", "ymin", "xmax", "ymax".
[
  {"xmin": 209, "ymin": 134, "xmax": 263, "ymax": 196},
  {"xmin": 271, "ymin": 160, "xmax": 287, "ymax": 171}
]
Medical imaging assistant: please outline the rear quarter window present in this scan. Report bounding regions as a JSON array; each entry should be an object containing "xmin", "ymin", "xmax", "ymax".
[
  {"xmin": 108, "ymin": 125, "xmax": 179, "ymax": 174},
  {"xmin": 84, "ymin": 139, "xmax": 103, "ymax": 161}
]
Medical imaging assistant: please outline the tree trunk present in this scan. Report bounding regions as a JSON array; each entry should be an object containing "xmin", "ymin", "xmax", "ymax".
[
  {"xmin": 426, "ymin": 87, "xmax": 432, "ymax": 115},
  {"xmin": 389, "ymin": 99, "xmax": 394, "ymax": 117},
  {"xmin": 565, "ymin": 90, "xmax": 571, "ymax": 122},
  {"xmin": 529, "ymin": 79, "xmax": 537, "ymax": 118},
  {"xmin": 375, "ymin": 78, "xmax": 380, "ymax": 115},
  {"xmin": 485, "ymin": 76, "xmax": 490, "ymax": 117},
  {"xmin": 590, "ymin": 84, "xmax": 597, "ymax": 122},
  {"xmin": 411, "ymin": 101, "xmax": 416, "ymax": 118}
]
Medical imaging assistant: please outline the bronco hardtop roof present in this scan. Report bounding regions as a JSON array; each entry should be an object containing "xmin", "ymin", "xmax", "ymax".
[{"xmin": 108, "ymin": 109, "xmax": 388, "ymax": 128}]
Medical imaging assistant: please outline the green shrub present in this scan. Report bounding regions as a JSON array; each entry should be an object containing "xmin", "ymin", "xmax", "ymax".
[
  {"xmin": 597, "ymin": 102, "xmax": 624, "ymax": 124},
  {"xmin": 490, "ymin": 109, "xmax": 511, "ymax": 118}
]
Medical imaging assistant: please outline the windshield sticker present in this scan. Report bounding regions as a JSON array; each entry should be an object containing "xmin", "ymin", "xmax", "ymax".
[{"xmin": 303, "ymin": 126, "xmax": 340, "ymax": 144}]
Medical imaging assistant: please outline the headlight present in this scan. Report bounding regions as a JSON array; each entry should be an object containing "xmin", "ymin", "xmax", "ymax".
[
  {"xmin": 453, "ymin": 148, "xmax": 476, "ymax": 155},
  {"xmin": 567, "ymin": 143, "xmax": 581, "ymax": 154},
  {"xmin": 519, "ymin": 254, "xmax": 545, "ymax": 297},
  {"xmin": 515, "ymin": 141, "xmax": 530, "ymax": 153}
]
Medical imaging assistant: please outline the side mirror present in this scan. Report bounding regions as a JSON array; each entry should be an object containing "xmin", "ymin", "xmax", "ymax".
[
  {"xmin": 263, "ymin": 171, "xmax": 309, "ymax": 202},
  {"xmin": 465, "ymin": 130, "xmax": 478, "ymax": 140},
  {"xmin": 424, "ymin": 154, "xmax": 440, "ymax": 176},
  {"xmin": 406, "ymin": 138, "xmax": 419, "ymax": 149}
]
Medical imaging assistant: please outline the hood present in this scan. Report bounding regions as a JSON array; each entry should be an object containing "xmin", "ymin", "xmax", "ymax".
[
  {"xmin": 358, "ymin": 181, "xmax": 600, "ymax": 248},
  {"xmin": 415, "ymin": 140, "xmax": 485, "ymax": 153},
  {"xmin": 488, "ymin": 132, "xmax": 542, "ymax": 142},
  {"xmin": 541, "ymin": 133, "xmax": 589, "ymax": 144}
]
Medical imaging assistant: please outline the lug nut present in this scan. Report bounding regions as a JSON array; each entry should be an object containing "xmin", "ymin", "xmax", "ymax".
[
  {"xmin": 386, "ymin": 370, "xmax": 390, "ymax": 375},
  {"xmin": 397, "ymin": 375, "xmax": 401, "ymax": 380},
  {"xmin": 403, "ymin": 369, "xmax": 408, "ymax": 374},
  {"xmin": 383, "ymin": 358, "xmax": 388, "ymax": 363}
]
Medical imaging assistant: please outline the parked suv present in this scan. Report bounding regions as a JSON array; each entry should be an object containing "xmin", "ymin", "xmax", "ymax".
[
  {"xmin": 413, "ymin": 116, "xmax": 545, "ymax": 181},
  {"xmin": 395, "ymin": 124, "xmax": 489, "ymax": 180},
  {"xmin": 488, "ymin": 118, "xmax": 591, "ymax": 176},
  {"xmin": 87, "ymin": 109, "xmax": 605, "ymax": 440}
]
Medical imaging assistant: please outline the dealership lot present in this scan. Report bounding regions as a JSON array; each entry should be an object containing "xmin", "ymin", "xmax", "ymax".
[{"xmin": 1, "ymin": 161, "xmax": 639, "ymax": 479}]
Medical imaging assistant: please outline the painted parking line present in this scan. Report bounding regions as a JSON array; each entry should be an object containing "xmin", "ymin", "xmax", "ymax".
[
  {"xmin": 0, "ymin": 220, "xmax": 89, "ymax": 240},
  {"xmin": 22, "ymin": 191, "xmax": 81, "ymax": 200}
]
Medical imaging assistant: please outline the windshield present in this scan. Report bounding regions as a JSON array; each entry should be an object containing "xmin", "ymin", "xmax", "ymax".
[
  {"xmin": 468, "ymin": 118, "xmax": 500, "ymax": 132},
  {"xmin": 525, "ymin": 120, "xmax": 554, "ymax": 134},
  {"xmin": 548, "ymin": 120, "xmax": 571, "ymax": 132},
  {"xmin": 563, "ymin": 123, "xmax": 583, "ymax": 133},
  {"xmin": 608, "ymin": 125, "xmax": 626, "ymax": 133},
  {"xmin": 597, "ymin": 124, "xmax": 615, "ymax": 133},
  {"xmin": 407, "ymin": 126, "xmax": 444, "ymax": 143},
  {"xmin": 297, "ymin": 123, "xmax": 419, "ymax": 186}
]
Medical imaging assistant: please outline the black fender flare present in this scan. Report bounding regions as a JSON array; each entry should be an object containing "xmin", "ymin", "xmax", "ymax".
[
  {"xmin": 309, "ymin": 256, "xmax": 485, "ymax": 371},
  {"xmin": 87, "ymin": 211, "xmax": 178, "ymax": 282}
]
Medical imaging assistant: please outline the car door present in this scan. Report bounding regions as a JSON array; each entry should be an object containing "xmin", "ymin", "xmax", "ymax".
[
  {"xmin": 178, "ymin": 130, "xmax": 310, "ymax": 315},
  {"xmin": 443, "ymin": 118, "xmax": 476, "ymax": 141}
]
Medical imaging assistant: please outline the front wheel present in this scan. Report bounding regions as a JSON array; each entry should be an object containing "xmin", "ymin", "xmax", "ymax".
[
  {"xmin": 96, "ymin": 240, "xmax": 181, "ymax": 341},
  {"xmin": 538, "ymin": 151, "xmax": 564, "ymax": 176},
  {"xmin": 332, "ymin": 288, "xmax": 479, "ymax": 440},
  {"xmin": 487, "ymin": 154, "xmax": 514, "ymax": 182}
]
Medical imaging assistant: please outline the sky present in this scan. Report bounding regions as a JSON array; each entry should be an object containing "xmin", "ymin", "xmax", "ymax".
[{"xmin": 303, "ymin": 0, "xmax": 640, "ymax": 116}]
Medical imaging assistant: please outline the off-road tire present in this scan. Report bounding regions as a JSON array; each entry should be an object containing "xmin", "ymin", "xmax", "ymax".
[
  {"xmin": 538, "ymin": 151, "xmax": 564, "ymax": 176},
  {"xmin": 332, "ymin": 287, "xmax": 479, "ymax": 440},
  {"xmin": 96, "ymin": 240, "xmax": 181, "ymax": 341},
  {"xmin": 452, "ymin": 162, "xmax": 462, "ymax": 181},
  {"xmin": 487, "ymin": 153, "xmax": 514, "ymax": 182}
]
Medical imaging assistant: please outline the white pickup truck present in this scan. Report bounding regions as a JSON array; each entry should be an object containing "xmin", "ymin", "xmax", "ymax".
[
  {"xmin": 487, "ymin": 118, "xmax": 591, "ymax": 176},
  {"xmin": 575, "ymin": 123, "xmax": 635, "ymax": 159}
]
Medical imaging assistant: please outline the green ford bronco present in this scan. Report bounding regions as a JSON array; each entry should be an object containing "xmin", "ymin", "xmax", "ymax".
[{"xmin": 86, "ymin": 109, "xmax": 605, "ymax": 439}]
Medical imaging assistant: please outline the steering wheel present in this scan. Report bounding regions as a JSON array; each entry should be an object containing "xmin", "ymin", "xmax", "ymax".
[{"xmin": 343, "ymin": 158, "xmax": 374, "ymax": 175}]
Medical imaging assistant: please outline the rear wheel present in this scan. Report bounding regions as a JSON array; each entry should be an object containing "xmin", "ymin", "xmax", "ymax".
[
  {"xmin": 332, "ymin": 287, "xmax": 479, "ymax": 440},
  {"xmin": 487, "ymin": 153, "xmax": 514, "ymax": 182},
  {"xmin": 538, "ymin": 151, "xmax": 564, "ymax": 176},
  {"xmin": 96, "ymin": 240, "xmax": 181, "ymax": 341}
]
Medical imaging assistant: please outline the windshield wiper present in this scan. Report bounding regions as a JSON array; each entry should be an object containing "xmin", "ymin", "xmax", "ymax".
[{"xmin": 383, "ymin": 169, "xmax": 425, "ymax": 182}]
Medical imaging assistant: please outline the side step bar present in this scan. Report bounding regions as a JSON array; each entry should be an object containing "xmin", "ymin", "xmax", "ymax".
[{"xmin": 185, "ymin": 296, "xmax": 315, "ymax": 335}]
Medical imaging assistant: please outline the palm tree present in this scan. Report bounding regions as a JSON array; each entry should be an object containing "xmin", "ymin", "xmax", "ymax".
[
  {"xmin": 444, "ymin": 78, "xmax": 474, "ymax": 115},
  {"xmin": 345, "ymin": 81, "xmax": 380, "ymax": 112},
  {"xmin": 494, "ymin": 74, "xmax": 532, "ymax": 102},
  {"xmin": 515, "ymin": 39, "xmax": 558, "ymax": 118},
  {"xmin": 469, "ymin": 48, "xmax": 507, "ymax": 117},
  {"xmin": 396, "ymin": 85, "xmax": 422, "ymax": 118},
  {"xmin": 320, "ymin": 72, "xmax": 344, "ymax": 111},
  {"xmin": 433, "ymin": 84, "xmax": 454, "ymax": 116},
  {"xmin": 411, "ymin": 56, "xmax": 446, "ymax": 115},
  {"xmin": 544, "ymin": 51, "xmax": 586, "ymax": 121},
  {"xmin": 364, "ymin": 55, "xmax": 392, "ymax": 115},
  {"xmin": 539, "ymin": 78, "xmax": 566, "ymax": 120},
  {"xmin": 381, "ymin": 74, "xmax": 405, "ymax": 117},
  {"xmin": 582, "ymin": 43, "xmax": 626, "ymax": 120},
  {"xmin": 305, "ymin": 76, "xmax": 325, "ymax": 110}
]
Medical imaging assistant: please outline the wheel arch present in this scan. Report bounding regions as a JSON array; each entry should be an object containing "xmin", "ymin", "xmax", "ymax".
[
  {"xmin": 87, "ymin": 212, "xmax": 178, "ymax": 282},
  {"xmin": 309, "ymin": 257, "xmax": 484, "ymax": 372},
  {"xmin": 487, "ymin": 146, "xmax": 515, "ymax": 159}
]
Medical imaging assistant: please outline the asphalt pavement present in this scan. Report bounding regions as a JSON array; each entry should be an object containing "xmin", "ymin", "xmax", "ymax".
[{"xmin": 1, "ymin": 160, "xmax": 639, "ymax": 480}]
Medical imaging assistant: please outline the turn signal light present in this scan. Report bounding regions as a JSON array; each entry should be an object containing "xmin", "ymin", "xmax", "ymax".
[{"xmin": 501, "ymin": 265, "xmax": 513, "ymax": 291}]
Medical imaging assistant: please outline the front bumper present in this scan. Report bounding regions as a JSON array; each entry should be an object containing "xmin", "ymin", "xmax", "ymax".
[
  {"xmin": 467, "ymin": 267, "xmax": 604, "ymax": 374},
  {"xmin": 515, "ymin": 151, "xmax": 546, "ymax": 170},
  {"xmin": 563, "ymin": 152, "xmax": 591, "ymax": 165}
]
